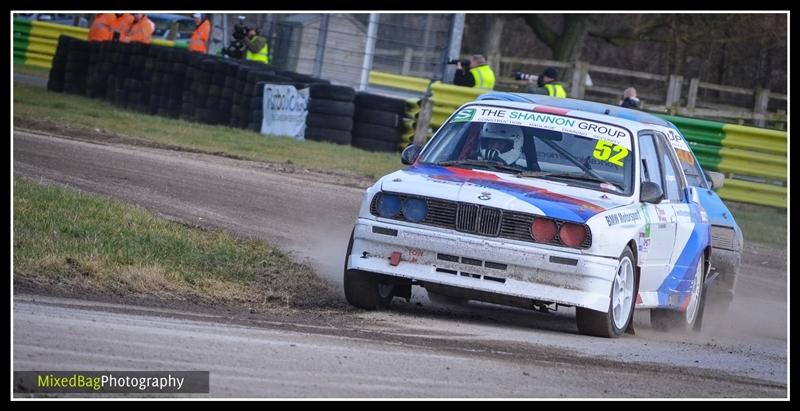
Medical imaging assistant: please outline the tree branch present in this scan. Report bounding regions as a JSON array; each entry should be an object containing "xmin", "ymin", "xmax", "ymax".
[{"xmin": 522, "ymin": 15, "xmax": 558, "ymax": 49}]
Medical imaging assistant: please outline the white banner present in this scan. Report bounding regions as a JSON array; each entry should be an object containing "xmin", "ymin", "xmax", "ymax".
[{"xmin": 261, "ymin": 84, "xmax": 309, "ymax": 140}]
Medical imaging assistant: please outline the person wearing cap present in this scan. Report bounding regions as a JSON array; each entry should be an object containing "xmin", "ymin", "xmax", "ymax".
[
  {"xmin": 453, "ymin": 54, "xmax": 496, "ymax": 90},
  {"xmin": 189, "ymin": 13, "xmax": 211, "ymax": 53},
  {"xmin": 243, "ymin": 27, "xmax": 269, "ymax": 63},
  {"xmin": 527, "ymin": 67, "xmax": 567, "ymax": 98},
  {"xmin": 121, "ymin": 13, "xmax": 153, "ymax": 44}
]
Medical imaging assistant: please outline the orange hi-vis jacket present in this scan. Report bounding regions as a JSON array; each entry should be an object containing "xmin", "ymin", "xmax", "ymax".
[
  {"xmin": 110, "ymin": 13, "xmax": 134, "ymax": 41},
  {"xmin": 189, "ymin": 19, "xmax": 210, "ymax": 53},
  {"xmin": 122, "ymin": 16, "xmax": 153, "ymax": 44},
  {"xmin": 88, "ymin": 13, "xmax": 116, "ymax": 41}
]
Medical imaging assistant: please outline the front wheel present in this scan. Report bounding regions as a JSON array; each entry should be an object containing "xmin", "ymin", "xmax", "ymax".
[
  {"xmin": 650, "ymin": 256, "xmax": 707, "ymax": 332},
  {"xmin": 576, "ymin": 247, "xmax": 637, "ymax": 338},
  {"xmin": 342, "ymin": 229, "xmax": 394, "ymax": 310}
]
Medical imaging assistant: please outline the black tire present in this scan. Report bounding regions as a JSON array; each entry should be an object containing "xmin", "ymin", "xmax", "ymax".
[
  {"xmin": 343, "ymin": 229, "xmax": 394, "ymax": 309},
  {"xmin": 650, "ymin": 257, "xmax": 708, "ymax": 332},
  {"xmin": 576, "ymin": 247, "xmax": 637, "ymax": 338},
  {"xmin": 309, "ymin": 84, "xmax": 356, "ymax": 102},
  {"xmin": 305, "ymin": 127, "xmax": 352, "ymax": 145},
  {"xmin": 307, "ymin": 114, "xmax": 354, "ymax": 131},
  {"xmin": 355, "ymin": 92, "xmax": 407, "ymax": 113},
  {"xmin": 308, "ymin": 99, "xmax": 355, "ymax": 116},
  {"xmin": 352, "ymin": 137, "xmax": 400, "ymax": 153},
  {"xmin": 353, "ymin": 123, "xmax": 403, "ymax": 144},
  {"xmin": 355, "ymin": 108, "xmax": 405, "ymax": 129}
]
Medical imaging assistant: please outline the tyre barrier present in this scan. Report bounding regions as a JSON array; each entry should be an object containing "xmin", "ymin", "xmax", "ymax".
[
  {"xmin": 305, "ymin": 84, "xmax": 357, "ymax": 145},
  {"xmin": 46, "ymin": 37, "xmax": 331, "ymax": 135},
  {"xmin": 352, "ymin": 92, "xmax": 413, "ymax": 153}
]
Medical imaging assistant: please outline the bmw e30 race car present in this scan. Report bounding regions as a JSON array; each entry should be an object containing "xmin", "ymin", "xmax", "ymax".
[
  {"xmin": 344, "ymin": 95, "xmax": 715, "ymax": 338},
  {"xmin": 474, "ymin": 93, "xmax": 743, "ymax": 314}
]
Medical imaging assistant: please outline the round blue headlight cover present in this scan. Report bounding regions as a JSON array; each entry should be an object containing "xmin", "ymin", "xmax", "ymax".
[
  {"xmin": 377, "ymin": 193, "xmax": 402, "ymax": 218},
  {"xmin": 402, "ymin": 197, "xmax": 428, "ymax": 222}
]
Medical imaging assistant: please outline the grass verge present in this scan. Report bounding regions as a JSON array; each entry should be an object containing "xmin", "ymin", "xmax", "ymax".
[
  {"xmin": 13, "ymin": 84, "xmax": 404, "ymax": 181},
  {"xmin": 13, "ymin": 177, "xmax": 343, "ymax": 309},
  {"xmin": 13, "ymin": 63, "xmax": 51, "ymax": 78},
  {"xmin": 725, "ymin": 201, "xmax": 787, "ymax": 247}
]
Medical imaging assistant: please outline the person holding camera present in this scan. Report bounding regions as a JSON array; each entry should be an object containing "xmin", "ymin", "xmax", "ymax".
[
  {"xmin": 452, "ymin": 54, "xmax": 496, "ymax": 90},
  {"xmin": 243, "ymin": 27, "xmax": 269, "ymax": 64},
  {"xmin": 524, "ymin": 67, "xmax": 567, "ymax": 98}
]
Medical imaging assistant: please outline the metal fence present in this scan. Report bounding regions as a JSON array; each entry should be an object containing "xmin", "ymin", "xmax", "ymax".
[{"xmin": 225, "ymin": 13, "xmax": 456, "ymax": 89}]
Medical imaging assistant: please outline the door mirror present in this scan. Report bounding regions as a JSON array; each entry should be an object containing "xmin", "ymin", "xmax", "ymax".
[
  {"xmin": 640, "ymin": 181, "xmax": 664, "ymax": 204},
  {"xmin": 705, "ymin": 171, "xmax": 724, "ymax": 190},
  {"xmin": 401, "ymin": 144, "xmax": 422, "ymax": 165}
]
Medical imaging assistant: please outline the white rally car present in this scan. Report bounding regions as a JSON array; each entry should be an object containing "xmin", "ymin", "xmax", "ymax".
[{"xmin": 344, "ymin": 98, "xmax": 712, "ymax": 338}]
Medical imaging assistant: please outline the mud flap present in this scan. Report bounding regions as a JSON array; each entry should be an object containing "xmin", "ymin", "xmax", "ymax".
[{"xmin": 626, "ymin": 268, "xmax": 641, "ymax": 335}]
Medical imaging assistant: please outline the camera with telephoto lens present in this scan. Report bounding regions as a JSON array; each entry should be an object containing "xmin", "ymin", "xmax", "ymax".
[
  {"xmin": 232, "ymin": 24, "xmax": 248, "ymax": 41},
  {"xmin": 514, "ymin": 71, "xmax": 537, "ymax": 81},
  {"xmin": 447, "ymin": 58, "xmax": 471, "ymax": 68}
]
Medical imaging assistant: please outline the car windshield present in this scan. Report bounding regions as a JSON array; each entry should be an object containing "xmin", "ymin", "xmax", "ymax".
[
  {"xmin": 662, "ymin": 128, "xmax": 708, "ymax": 189},
  {"xmin": 149, "ymin": 15, "xmax": 195, "ymax": 39},
  {"xmin": 418, "ymin": 105, "xmax": 636, "ymax": 195}
]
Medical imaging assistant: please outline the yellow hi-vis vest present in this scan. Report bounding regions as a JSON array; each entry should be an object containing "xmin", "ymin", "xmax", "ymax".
[
  {"xmin": 545, "ymin": 83, "xmax": 567, "ymax": 98},
  {"xmin": 470, "ymin": 64, "xmax": 496, "ymax": 90},
  {"xmin": 246, "ymin": 43, "xmax": 269, "ymax": 63}
]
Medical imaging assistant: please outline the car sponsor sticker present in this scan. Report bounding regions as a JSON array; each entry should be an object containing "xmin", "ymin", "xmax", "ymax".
[{"xmin": 455, "ymin": 106, "xmax": 633, "ymax": 149}]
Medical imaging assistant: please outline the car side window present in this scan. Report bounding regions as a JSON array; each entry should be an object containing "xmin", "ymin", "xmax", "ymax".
[
  {"xmin": 638, "ymin": 134, "xmax": 662, "ymax": 191},
  {"xmin": 655, "ymin": 135, "xmax": 685, "ymax": 202}
]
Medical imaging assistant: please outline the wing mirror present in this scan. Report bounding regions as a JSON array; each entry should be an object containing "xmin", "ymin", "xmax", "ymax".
[
  {"xmin": 640, "ymin": 181, "xmax": 663, "ymax": 204},
  {"xmin": 705, "ymin": 171, "xmax": 725, "ymax": 190},
  {"xmin": 401, "ymin": 144, "xmax": 422, "ymax": 165}
]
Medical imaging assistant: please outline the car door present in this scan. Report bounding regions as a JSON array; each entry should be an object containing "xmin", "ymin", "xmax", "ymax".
[
  {"xmin": 636, "ymin": 133, "xmax": 678, "ymax": 294},
  {"xmin": 653, "ymin": 133, "xmax": 707, "ymax": 306}
]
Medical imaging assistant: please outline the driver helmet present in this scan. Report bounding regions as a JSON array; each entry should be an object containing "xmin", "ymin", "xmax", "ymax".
[{"xmin": 479, "ymin": 123, "xmax": 524, "ymax": 164}]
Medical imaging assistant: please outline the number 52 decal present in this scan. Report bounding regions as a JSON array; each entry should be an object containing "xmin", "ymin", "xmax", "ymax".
[{"xmin": 593, "ymin": 140, "xmax": 629, "ymax": 166}]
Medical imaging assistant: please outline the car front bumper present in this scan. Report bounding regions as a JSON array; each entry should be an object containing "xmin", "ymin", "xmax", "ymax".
[{"xmin": 347, "ymin": 218, "xmax": 620, "ymax": 312}]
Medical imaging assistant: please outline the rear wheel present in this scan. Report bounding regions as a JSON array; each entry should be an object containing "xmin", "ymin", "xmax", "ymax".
[
  {"xmin": 576, "ymin": 247, "xmax": 636, "ymax": 338},
  {"xmin": 650, "ymin": 256, "xmax": 707, "ymax": 332}
]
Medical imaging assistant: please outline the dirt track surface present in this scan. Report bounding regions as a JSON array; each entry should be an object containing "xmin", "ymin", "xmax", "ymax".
[{"xmin": 12, "ymin": 128, "xmax": 788, "ymax": 398}]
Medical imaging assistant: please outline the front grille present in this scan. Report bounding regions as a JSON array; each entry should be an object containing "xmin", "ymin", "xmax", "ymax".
[
  {"xmin": 370, "ymin": 192, "xmax": 592, "ymax": 249},
  {"xmin": 711, "ymin": 225, "xmax": 737, "ymax": 251}
]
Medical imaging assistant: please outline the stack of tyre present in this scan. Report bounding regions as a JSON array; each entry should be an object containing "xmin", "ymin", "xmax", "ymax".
[
  {"xmin": 59, "ymin": 37, "xmax": 90, "ymax": 96},
  {"xmin": 119, "ymin": 43, "xmax": 151, "ymax": 112},
  {"xmin": 149, "ymin": 47, "xmax": 189, "ymax": 118},
  {"xmin": 46, "ymin": 35, "xmax": 73, "ymax": 93},
  {"xmin": 85, "ymin": 41, "xmax": 107, "ymax": 98},
  {"xmin": 240, "ymin": 68, "xmax": 293, "ymax": 132},
  {"xmin": 305, "ymin": 84, "xmax": 356, "ymax": 145},
  {"xmin": 352, "ymin": 92, "xmax": 411, "ymax": 152}
]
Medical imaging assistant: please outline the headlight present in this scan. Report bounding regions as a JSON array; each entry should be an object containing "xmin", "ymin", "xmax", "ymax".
[
  {"xmin": 402, "ymin": 197, "xmax": 428, "ymax": 222},
  {"xmin": 377, "ymin": 193, "xmax": 402, "ymax": 218}
]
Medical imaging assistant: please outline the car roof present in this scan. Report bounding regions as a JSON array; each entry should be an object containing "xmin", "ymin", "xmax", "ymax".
[
  {"xmin": 476, "ymin": 92, "xmax": 675, "ymax": 129},
  {"xmin": 466, "ymin": 95, "xmax": 658, "ymax": 133},
  {"xmin": 147, "ymin": 13, "xmax": 194, "ymax": 22}
]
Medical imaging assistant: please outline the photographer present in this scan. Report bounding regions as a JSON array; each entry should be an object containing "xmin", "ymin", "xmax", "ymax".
[
  {"xmin": 524, "ymin": 67, "xmax": 567, "ymax": 98},
  {"xmin": 223, "ymin": 22, "xmax": 248, "ymax": 59},
  {"xmin": 452, "ymin": 54, "xmax": 495, "ymax": 90},
  {"xmin": 242, "ymin": 27, "xmax": 269, "ymax": 64}
]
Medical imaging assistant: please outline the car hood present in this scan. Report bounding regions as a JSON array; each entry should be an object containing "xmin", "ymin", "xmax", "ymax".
[{"xmin": 380, "ymin": 164, "xmax": 632, "ymax": 223}]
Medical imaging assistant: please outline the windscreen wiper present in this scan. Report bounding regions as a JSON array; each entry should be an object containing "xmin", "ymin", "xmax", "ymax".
[
  {"xmin": 438, "ymin": 160, "xmax": 527, "ymax": 174},
  {"xmin": 518, "ymin": 171, "xmax": 623, "ymax": 191}
]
